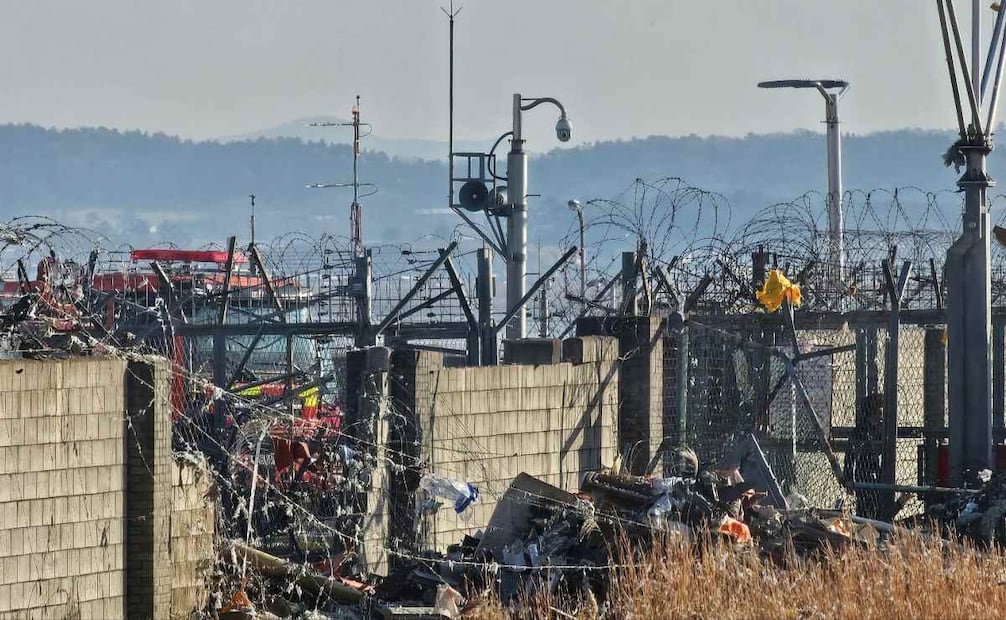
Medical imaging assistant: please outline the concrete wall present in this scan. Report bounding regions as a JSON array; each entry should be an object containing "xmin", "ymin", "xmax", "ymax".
[
  {"xmin": 0, "ymin": 357, "xmax": 216, "ymax": 620},
  {"xmin": 124, "ymin": 359, "xmax": 172, "ymax": 620},
  {"xmin": 0, "ymin": 359, "xmax": 128, "ymax": 620},
  {"xmin": 168, "ymin": 456, "xmax": 216, "ymax": 619},
  {"xmin": 409, "ymin": 336, "xmax": 619, "ymax": 551}
]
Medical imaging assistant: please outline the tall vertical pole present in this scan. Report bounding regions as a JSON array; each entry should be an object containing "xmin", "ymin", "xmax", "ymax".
[
  {"xmin": 506, "ymin": 93, "xmax": 528, "ymax": 339},
  {"xmin": 350, "ymin": 97, "xmax": 363, "ymax": 258},
  {"xmin": 355, "ymin": 250, "xmax": 373, "ymax": 348},
  {"xmin": 621, "ymin": 251, "xmax": 638, "ymax": 316},
  {"xmin": 477, "ymin": 247, "xmax": 496, "ymax": 364},
  {"xmin": 824, "ymin": 93, "xmax": 844, "ymax": 282},
  {"xmin": 946, "ymin": 139, "xmax": 994, "ymax": 485},
  {"xmin": 576, "ymin": 208, "xmax": 586, "ymax": 300},
  {"xmin": 537, "ymin": 241, "xmax": 548, "ymax": 338},
  {"xmin": 446, "ymin": 4, "xmax": 456, "ymax": 224}
]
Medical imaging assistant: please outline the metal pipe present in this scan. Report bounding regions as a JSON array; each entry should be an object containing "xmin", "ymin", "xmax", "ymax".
[
  {"xmin": 218, "ymin": 236, "xmax": 236, "ymax": 325},
  {"xmin": 986, "ymin": 14, "xmax": 1006, "ymax": 132},
  {"xmin": 506, "ymin": 98, "xmax": 528, "ymax": 338},
  {"xmin": 981, "ymin": 1, "xmax": 1005, "ymax": 99},
  {"xmin": 947, "ymin": 0, "xmax": 985, "ymax": 133},
  {"xmin": 974, "ymin": 0, "xmax": 982, "ymax": 99},
  {"xmin": 477, "ymin": 247, "xmax": 496, "ymax": 365},
  {"xmin": 851, "ymin": 481, "xmax": 978, "ymax": 495},
  {"xmin": 574, "ymin": 206, "xmax": 586, "ymax": 300},
  {"xmin": 939, "ymin": 0, "xmax": 968, "ymax": 135},
  {"xmin": 823, "ymin": 91, "xmax": 844, "ymax": 281}
]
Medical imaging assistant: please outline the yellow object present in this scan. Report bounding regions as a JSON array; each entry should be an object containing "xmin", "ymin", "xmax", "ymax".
[
  {"xmin": 236, "ymin": 385, "xmax": 262, "ymax": 398},
  {"xmin": 756, "ymin": 269, "xmax": 802, "ymax": 313},
  {"xmin": 301, "ymin": 386, "xmax": 320, "ymax": 408}
]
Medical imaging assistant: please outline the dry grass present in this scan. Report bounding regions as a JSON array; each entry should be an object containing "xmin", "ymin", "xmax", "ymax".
[{"xmin": 465, "ymin": 533, "xmax": 1006, "ymax": 619}]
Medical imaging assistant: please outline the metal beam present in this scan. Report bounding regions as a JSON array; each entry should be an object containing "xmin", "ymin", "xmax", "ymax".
[
  {"xmin": 558, "ymin": 272, "xmax": 622, "ymax": 339},
  {"xmin": 440, "ymin": 252, "xmax": 477, "ymax": 331},
  {"xmin": 218, "ymin": 236, "xmax": 237, "ymax": 325},
  {"xmin": 248, "ymin": 244, "xmax": 285, "ymax": 320},
  {"xmin": 683, "ymin": 274, "xmax": 713, "ymax": 314},
  {"xmin": 495, "ymin": 246, "xmax": 577, "ymax": 336},
  {"xmin": 226, "ymin": 327, "xmax": 266, "ymax": 389},
  {"xmin": 177, "ymin": 320, "xmax": 469, "ymax": 339},
  {"xmin": 389, "ymin": 288, "xmax": 457, "ymax": 324},
  {"xmin": 373, "ymin": 241, "xmax": 458, "ymax": 337}
]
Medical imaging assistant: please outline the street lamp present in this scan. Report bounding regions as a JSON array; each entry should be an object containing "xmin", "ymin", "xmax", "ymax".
[
  {"xmin": 758, "ymin": 79, "xmax": 849, "ymax": 283},
  {"xmin": 505, "ymin": 93, "xmax": 571, "ymax": 339},
  {"xmin": 567, "ymin": 199, "xmax": 586, "ymax": 300}
]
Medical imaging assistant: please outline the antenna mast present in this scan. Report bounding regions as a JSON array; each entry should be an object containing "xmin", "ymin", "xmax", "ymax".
[
  {"xmin": 307, "ymin": 98, "xmax": 375, "ymax": 258},
  {"xmin": 249, "ymin": 194, "xmax": 256, "ymax": 245},
  {"xmin": 350, "ymin": 95, "xmax": 363, "ymax": 257},
  {"xmin": 443, "ymin": 1, "xmax": 462, "ymax": 216}
]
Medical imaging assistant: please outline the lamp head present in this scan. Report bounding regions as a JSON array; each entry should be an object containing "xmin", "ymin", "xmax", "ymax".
[
  {"xmin": 567, "ymin": 199, "xmax": 582, "ymax": 212},
  {"xmin": 555, "ymin": 115, "xmax": 572, "ymax": 142}
]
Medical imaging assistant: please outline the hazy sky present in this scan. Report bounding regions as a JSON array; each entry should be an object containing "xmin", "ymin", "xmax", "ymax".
[{"xmin": 0, "ymin": 1, "xmax": 989, "ymax": 145}]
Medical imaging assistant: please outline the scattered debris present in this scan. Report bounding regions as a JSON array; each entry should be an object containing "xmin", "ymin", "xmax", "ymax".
[{"xmin": 929, "ymin": 469, "xmax": 1006, "ymax": 546}]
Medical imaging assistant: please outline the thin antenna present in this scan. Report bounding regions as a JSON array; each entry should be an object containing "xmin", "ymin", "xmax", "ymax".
[
  {"xmin": 248, "ymin": 193, "xmax": 257, "ymax": 276},
  {"xmin": 351, "ymin": 95, "xmax": 363, "ymax": 257},
  {"xmin": 442, "ymin": 1, "xmax": 462, "ymax": 214},
  {"xmin": 249, "ymin": 194, "xmax": 256, "ymax": 245},
  {"xmin": 307, "ymin": 98, "xmax": 374, "ymax": 257}
]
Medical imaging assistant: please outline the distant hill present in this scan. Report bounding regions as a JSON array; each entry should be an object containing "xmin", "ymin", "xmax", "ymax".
[
  {"xmin": 0, "ymin": 123, "xmax": 985, "ymax": 249},
  {"xmin": 218, "ymin": 116, "xmax": 487, "ymax": 162}
]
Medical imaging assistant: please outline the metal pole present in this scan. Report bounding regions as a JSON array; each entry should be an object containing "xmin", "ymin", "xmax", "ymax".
[
  {"xmin": 973, "ymin": 0, "xmax": 982, "ymax": 100},
  {"xmin": 824, "ymin": 93, "xmax": 844, "ymax": 281},
  {"xmin": 576, "ymin": 208, "xmax": 586, "ymax": 299},
  {"xmin": 946, "ymin": 137, "xmax": 994, "ymax": 485},
  {"xmin": 538, "ymin": 278, "xmax": 549, "ymax": 338},
  {"xmin": 351, "ymin": 96, "xmax": 363, "ymax": 257},
  {"xmin": 506, "ymin": 93, "xmax": 528, "ymax": 339},
  {"xmin": 286, "ymin": 334, "xmax": 295, "ymax": 417},
  {"xmin": 477, "ymin": 247, "xmax": 496, "ymax": 365},
  {"xmin": 881, "ymin": 260, "xmax": 907, "ymax": 520},
  {"xmin": 621, "ymin": 251, "xmax": 638, "ymax": 316},
  {"xmin": 354, "ymin": 251, "xmax": 372, "ymax": 347},
  {"xmin": 924, "ymin": 328, "xmax": 947, "ymax": 494},
  {"xmin": 676, "ymin": 326, "xmax": 689, "ymax": 444}
]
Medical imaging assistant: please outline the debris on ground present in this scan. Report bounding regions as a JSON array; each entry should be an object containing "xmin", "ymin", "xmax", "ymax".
[
  {"xmin": 928, "ymin": 469, "xmax": 1006, "ymax": 546},
  {"xmin": 221, "ymin": 452, "xmax": 891, "ymax": 617}
]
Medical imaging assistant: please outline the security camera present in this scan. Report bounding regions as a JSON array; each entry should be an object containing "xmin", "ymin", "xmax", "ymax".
[{"xmin": 555, "ymin": 116, "xmax": 572, "ymax": 142}]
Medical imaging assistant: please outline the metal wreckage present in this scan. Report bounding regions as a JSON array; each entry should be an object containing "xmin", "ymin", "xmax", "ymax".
[{"xmin": 1, "ymin": 225, "xmax": 1001, "ymax": 618}]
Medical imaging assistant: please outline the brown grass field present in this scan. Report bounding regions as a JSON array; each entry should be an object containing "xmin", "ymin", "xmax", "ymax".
[{"xmin": 464, "ymin": 533, "xmax": 1006, "ymax": 619}]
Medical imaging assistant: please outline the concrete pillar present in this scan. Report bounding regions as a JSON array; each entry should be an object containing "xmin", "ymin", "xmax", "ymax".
[
  {"xmin": 502, "ymin": 338, "xmax": 562, "ymax": 365},
  {"xmin": 124, "ymin": 359, "xmax": 172, "ymax": 620},
  {"xmin": 387, "ymin": 349, "xmax": 443, "ymax": 568},
  {"xmin": 344, "ymin": 347, "xmax": 392, "ymax": 574},
  {"xmin": 577, "ymin": 315, "xmax": 665, "ymax": 475}
]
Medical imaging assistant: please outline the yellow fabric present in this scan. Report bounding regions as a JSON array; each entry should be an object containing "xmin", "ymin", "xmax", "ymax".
[
  {"xmin": 756, "ymin": 269, "xmax": 802, "ymax": 313},
  {"xmin": 236, "ymin": 385, "xmax": 262, "ymax": 397},
  {"xmin": 301, "ymin": 386, "xmax": 320, "ymax": 408},
  {"xmin": 237, "ymin": 384, "xmax": 319, "ymax": 404}
]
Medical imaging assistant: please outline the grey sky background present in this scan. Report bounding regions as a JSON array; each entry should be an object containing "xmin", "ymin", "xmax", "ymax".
[{"xmin": 0, "ymin": 1, "xmax": 976, "ymax": 146}]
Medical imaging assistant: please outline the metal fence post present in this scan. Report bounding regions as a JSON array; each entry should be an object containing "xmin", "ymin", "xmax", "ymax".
[
  {"xmin": 881, "ymin": 260, "xmax": 911, "ymax": 519},
  {"xmin": 676, "ymin": 325, "xmax": 689, "ymax": 444},
  {"xmin": 923, "ymin": 328, "xmax": 947, "ymax": 494}
]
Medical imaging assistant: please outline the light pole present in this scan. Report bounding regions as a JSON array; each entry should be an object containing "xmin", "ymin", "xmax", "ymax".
[
  {"xmin": 758, "ymin": 79, "xmax": 849, "ymax": 284},
  {"xmin": 568, "ymin": 199, "xmax": 586, "ymax": 300},
  {"xmin": 505, "ymin": 93, "xmax": 571, "ymax": 339}
]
